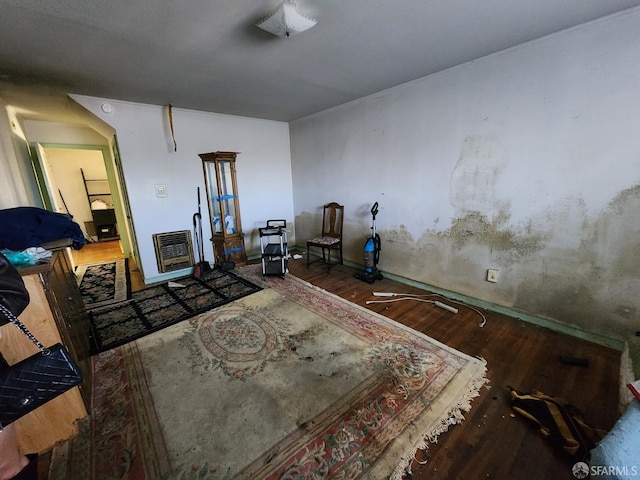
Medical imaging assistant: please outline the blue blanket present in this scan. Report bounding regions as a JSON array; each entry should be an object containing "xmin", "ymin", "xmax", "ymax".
[
  {"xmin": 0, "ymin": 207, "xmax": 86, "ymax": 250},
  {"xmin": 590, "ymin": 401, "xmax": 640, "ymax": 478}
]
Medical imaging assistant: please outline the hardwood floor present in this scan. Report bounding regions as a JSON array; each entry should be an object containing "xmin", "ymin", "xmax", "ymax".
[
  {"xmin": 69, "ymin": 242, "xmax": 621, "ymax": 480},
  {"xmin": 71, "ymin": 239, "xmax": 145, "ymax": 291},
  {"xmin": 71, "ymin": 239, "xmax": 124, "ymax": 265}
]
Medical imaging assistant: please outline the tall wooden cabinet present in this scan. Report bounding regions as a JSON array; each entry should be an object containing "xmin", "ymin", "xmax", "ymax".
[
  {"xmin": 0, "ymin": 249, "xmax": 91, "ymax": 453},
  {"xmin": 199, "ymin": 151, "xmax": 247, "ymax": 266}
]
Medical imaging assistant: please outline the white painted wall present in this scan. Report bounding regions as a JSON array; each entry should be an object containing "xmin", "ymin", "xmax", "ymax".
[
  {"xmin": 44, "ymin": 148, "xmax": 107, "ymax": 238},
  {"xmin": 23, "ymin": 121, "xmax": 107, "ymax": 146},
  {"xmin": 290, "ymin": 9, "xmax": 640, "ymax": 341},
  {"xmin": 70, "ymin": 97, "xmax": 293, "ymax": 282}
]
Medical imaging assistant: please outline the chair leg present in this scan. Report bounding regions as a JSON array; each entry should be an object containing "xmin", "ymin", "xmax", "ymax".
[{"xmin": 307, "ymin": 245, "xmax": 342, "ymax": 271}]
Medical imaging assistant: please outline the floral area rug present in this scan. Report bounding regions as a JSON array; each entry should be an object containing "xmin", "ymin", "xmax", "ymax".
[
  {"xmin": 87, "ymin": 268, "xmax": 261, "ymax": 354},
  {"xmin": 48, "ymin": 349, "xmax": 171, "ymax": 480},
  {"xmin": 51, "ymin": 266, "xmax": 487, "ymax": 480},
  {"xmin": 76, "ymin": 258, "xmax": 130, "ymax": 309}
]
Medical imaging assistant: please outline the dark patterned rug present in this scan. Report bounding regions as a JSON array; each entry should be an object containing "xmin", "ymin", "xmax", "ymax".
[
  {"xmin": 76, "ymin": 258, "xmax": 130, "ymax": 309},
  {"xmin": 87, "ymin": 268, "xmax": 262, "ymax": 354}
]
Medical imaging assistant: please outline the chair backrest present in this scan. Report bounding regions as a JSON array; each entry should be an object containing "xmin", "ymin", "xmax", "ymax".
[
  {"xmin": 267, "ymin": 219, "xmax": 286, "ymax": 228},
  {"xmin": 321, "ymin": 202, "xmax": 344, "ymax": 239}
]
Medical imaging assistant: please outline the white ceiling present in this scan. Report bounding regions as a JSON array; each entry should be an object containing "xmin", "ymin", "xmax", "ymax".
[{"xmin": 1, "ymin": 0, "xmax": 640, "ymax": 123}]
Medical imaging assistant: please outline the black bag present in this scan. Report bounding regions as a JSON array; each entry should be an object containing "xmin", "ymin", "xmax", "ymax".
[{"xmin": 0, "ymin": 303, "xmax": 83, "ymax": 430}]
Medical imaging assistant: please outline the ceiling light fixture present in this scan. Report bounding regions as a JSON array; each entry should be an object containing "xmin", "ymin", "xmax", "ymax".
[{"xmin": 256, "ymin": 1, "xmax": 317, "ymax": 38}]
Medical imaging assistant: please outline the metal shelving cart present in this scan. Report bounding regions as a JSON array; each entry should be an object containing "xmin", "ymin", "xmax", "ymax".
[{"xmin": 259, "ymin": 219, "xmax": 288, "ymax": 277}]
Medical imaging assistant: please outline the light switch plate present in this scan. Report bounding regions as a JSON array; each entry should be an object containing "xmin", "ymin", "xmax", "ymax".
[{"xmin": 155, "ymin": 184, "xmax": 167, "ymax": 197}]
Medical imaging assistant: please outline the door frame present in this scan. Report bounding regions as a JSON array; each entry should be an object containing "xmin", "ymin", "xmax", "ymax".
[{"xmin": 30, "ymin": 141, "xmax": 141, "ymax": 274}]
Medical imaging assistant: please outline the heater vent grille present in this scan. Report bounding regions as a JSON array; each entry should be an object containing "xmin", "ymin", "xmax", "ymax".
[{"xmin": 152, "ymin": 230, "xmax": 194, "ymax": 273}]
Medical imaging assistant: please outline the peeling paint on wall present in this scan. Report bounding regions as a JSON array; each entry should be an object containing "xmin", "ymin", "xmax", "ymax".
[
  {"xmin": 358, "ymin": 184, "xmax": 640, "ymax": 341},
  {"xmin": 439, "ymin": 210, "xmax": 547, "ymax": 259},
  {"xmin": 512, "ymin": 184, "xmax": 640, "ymax": 338},
  {"xmin": 300, "ymin": 191, "xmax": 639, "ymax": 340},
  {"xmin": 380, "ymin": 224, "xmax": 414, "ymax": 245}
]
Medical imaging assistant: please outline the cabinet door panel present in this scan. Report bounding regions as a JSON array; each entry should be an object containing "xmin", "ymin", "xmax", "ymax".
[{"xmin": 45, "ymin": 250, "xmax": 92, "ymax": 402}]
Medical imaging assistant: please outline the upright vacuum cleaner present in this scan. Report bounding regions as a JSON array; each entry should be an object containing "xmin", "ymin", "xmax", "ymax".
[
  {"xmin": 355, "ymin": 202, "xmax": 384, "ymax": 283},
  {"xmin": 193, "ymin": 187, "xmax": 211, "ymax": 278}
]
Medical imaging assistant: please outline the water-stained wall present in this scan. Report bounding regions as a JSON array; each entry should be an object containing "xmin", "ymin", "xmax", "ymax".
[{"xmin": 291, "ymin": 9, "xmax": 640, "ymax": 342}]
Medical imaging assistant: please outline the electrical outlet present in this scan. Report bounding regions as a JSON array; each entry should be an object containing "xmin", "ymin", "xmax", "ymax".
[{"xmin": 486, "ymin": 269, "xmax": 499, "ymax": 283}]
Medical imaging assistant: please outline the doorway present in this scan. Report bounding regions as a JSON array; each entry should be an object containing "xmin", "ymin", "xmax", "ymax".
[
  {"xmin": 41, "ymin": 147, "xmax": 107, "ymax": 240},
  {"xmin": 30, "ymin": 142, "xmax": 142, "ymax": 278}
]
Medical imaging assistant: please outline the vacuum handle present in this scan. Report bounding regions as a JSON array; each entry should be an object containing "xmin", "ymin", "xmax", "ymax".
[{"xmin": 371, "ymin": 202, "xmax": 379, "ymax": 219}]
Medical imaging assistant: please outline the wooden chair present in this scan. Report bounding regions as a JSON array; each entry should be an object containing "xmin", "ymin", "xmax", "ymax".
[{"xmin": 307, "ymin": 202, "xmax": 344, "ymax": 270}]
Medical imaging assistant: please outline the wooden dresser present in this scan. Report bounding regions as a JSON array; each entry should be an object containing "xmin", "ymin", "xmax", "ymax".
[{"xmin": 0, "ymin": 248, "xmax": 91, "ymax": 453}]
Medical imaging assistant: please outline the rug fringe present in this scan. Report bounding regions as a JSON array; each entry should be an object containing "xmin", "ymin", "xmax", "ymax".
[{"xmin": 391, "ymin": 358, "xmax": 489, "ymax": 480}]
